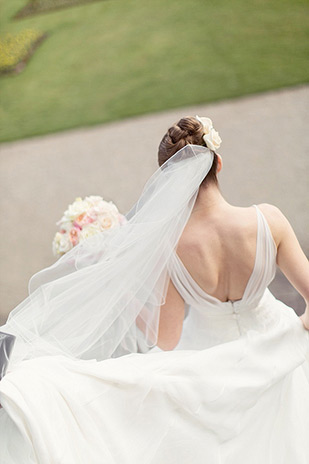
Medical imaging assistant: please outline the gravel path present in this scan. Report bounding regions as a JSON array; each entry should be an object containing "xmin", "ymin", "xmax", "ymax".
[{"xmin": 0, "ymin": 85, "xmax": 308, "ymax": 323}]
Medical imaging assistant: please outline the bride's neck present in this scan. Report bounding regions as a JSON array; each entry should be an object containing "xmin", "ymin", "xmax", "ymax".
[{"xmin": 192, "ymin": 183, "xmax": 230, "ymax": 214}]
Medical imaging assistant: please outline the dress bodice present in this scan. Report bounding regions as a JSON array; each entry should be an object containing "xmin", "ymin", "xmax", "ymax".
[{"xmin": 165, "ymin": 204, "xmax": 278, "ymax": 350}]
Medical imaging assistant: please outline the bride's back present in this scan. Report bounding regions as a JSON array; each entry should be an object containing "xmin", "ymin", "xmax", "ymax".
[
  {"xmin": 176, "ymin": 204, "xmax": 273, "ymax": 303},
  {"xmin": 158, "ymin": 115, "xmax": 308, "ymax": 311}
]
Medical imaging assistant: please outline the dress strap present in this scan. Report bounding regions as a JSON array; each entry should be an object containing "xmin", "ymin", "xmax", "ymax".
[
  {"xmin": 243, "ymin": 204, "xmax": 277, "ymax": 302},
  {"xmin": 252, "ymin": 204, "xmax": 277, "ymax": 258}
]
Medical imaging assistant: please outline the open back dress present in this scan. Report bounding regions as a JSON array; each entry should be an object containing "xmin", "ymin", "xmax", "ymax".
[{"xmin": 0, "ymin": 205, "xmax": 309, "ymax": 464}]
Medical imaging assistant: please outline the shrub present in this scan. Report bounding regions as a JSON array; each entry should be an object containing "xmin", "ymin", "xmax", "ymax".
[
  {"xmin": 14, "ymin": 0, "xmax": 105, "ymax": 18},
  {"xmin": 0, "ymin": 29, "xmax": 47, "ymax": 75}
]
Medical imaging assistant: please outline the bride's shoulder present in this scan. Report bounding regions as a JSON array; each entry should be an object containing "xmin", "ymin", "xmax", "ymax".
[
  {"xmin": 255, "ymin": 203, "xmax": 291, "ymax": 247},
  {"xmin": 256, "ymin": 203, "xmax": 287, "ymax": 222},
  {"xmin": 256, "ymin": 202, "xmax": 282, "ymax": 217}
]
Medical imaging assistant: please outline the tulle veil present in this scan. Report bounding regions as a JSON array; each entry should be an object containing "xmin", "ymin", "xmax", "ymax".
[{"xmin": 1, "ymin": 144, "xmax": 214, "ymax": 370}]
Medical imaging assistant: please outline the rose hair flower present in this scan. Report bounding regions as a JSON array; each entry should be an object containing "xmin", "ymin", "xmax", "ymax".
[{"xmin": 195, "ymin": 115, "xmax": 222, "ymax": 152}]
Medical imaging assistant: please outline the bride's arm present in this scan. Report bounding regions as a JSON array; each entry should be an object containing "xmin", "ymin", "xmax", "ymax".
[
  {"xmin": 134, "ymin": 276, "xmax": 185, "ymax": 351},
  {"xmin": 155, "ymin": 277, "xmax": 185, "ymax": 351},
  {"xmin": 263, "ymin": 204, "xmax": 309, "ymax": 329}
]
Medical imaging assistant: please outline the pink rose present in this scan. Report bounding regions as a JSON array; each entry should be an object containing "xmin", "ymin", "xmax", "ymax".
[{"xmin": 69, "ymin": 227, "xmax": 80, "ymax": 246}]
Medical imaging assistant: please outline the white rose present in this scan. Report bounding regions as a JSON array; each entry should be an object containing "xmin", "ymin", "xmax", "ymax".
[
  {"xmin": 98, "ymin": 213, "xmax": 119, "ymax": 230},
  {"xmin": 52, "ymin": 232, "xmax": 73, "ymax": 256},
  {"xmin": 52, "ymin": 232, "xmax": 62, "ymax": 255},
  {"xmin": 90, "ymin": 201, "xmax": 119, "ymax": 220},
  {"xmin": 100, "ymin": 200, "xmax": 119, "ymax": 213},
  {"xmin": 80, "ymin": 223, "xmax": 102, "ymax": 241},
  {"xmin": 84, "ymin": 195, "xmax": 104, "ymax": 206},
  {"xmin": 107, "ymin": 200, "xmax": 119, "ymax": 213},
  {"xmin": 58, "ymin": 220, "xmax": 71, "ymax": 232},
  {"xmin": 64, "ymin": 200, "xmax": 89, "ymax": 221},
  {"xmin": 195, "ymin": 115, "xmax": 213, "ymax": 135},
  {"xmin": 203, "ymin": 127, "xmax": 222, "ymax": 151},
  {"xmin": 59, "ymin": 236, "xmax": 72, "ymax": 253}
]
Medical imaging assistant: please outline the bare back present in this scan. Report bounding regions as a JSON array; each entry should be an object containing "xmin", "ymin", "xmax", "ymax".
[{"xmin": 175, "ymin": 204, "xmax": 274, "ymax": 303}]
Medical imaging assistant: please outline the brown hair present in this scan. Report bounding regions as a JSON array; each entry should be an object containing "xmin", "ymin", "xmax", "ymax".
[{"xmin": 157, "ymin": 116, "xmax": 219, "ymax": 188}]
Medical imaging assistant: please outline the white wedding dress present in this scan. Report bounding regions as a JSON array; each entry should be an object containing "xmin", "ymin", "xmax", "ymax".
[{"xmin": 0, "ymin": 204, "xmax": 309, "ymax": 464}]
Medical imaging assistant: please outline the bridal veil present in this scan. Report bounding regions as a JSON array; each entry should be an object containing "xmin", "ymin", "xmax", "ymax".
[{"xmin": 1, "ymin": 144, "xmax": 214, "ymax": 370}]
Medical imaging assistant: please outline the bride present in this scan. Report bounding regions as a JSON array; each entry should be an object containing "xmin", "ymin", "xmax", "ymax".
[{"xmin": 0, "ymin": 115, "xmax": 308, "ymax": 464}]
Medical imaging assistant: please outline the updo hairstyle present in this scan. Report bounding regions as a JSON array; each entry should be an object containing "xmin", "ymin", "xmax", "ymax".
[{"xmin": 157, "ymin": 116, "xmax": 219, "ymax": 188}]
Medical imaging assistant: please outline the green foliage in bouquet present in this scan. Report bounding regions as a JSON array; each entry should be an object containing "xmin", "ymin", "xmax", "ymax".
[{"xmin": 0, "ymin": 29, "xmax": 47, "ymax": 75}]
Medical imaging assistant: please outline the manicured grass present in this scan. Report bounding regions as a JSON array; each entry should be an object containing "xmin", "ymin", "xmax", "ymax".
[{"xmin": 0, "ymin": 0, "xmax": 308, "ymax": 142}]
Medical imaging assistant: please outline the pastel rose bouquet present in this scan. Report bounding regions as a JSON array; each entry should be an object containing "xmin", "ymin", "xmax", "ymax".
[{"xmin": 52, "ymin": 195, "xmax": 127, "ymax": 257}]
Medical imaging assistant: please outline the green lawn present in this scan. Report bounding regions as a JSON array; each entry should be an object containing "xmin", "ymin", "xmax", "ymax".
[{"xmin": 0, "ymin": 0, "xmax": 308, "ymax": 143}]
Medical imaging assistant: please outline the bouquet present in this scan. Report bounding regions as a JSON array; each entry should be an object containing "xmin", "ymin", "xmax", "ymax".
[{"xmin": 52, "ymin": 195, "xmax": 127, "ymax": 257}]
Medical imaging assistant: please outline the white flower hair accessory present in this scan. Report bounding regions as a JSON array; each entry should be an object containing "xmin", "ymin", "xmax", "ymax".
[{"xmin": 195, "ymin": 115, "xmax": 222, "ymax": 152}]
